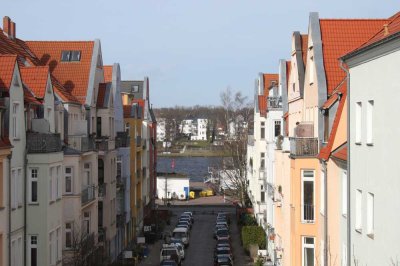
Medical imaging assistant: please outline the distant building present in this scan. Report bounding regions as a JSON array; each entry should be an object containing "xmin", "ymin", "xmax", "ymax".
[{"xmin": 157, "ymin": 173, "xmax": 190, "ymax": 200}]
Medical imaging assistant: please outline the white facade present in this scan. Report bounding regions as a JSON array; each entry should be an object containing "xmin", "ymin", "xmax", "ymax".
[
  {"xmin": 345, "ymin": 35, "xmax": 400, "ymax": 265},
  {"xmin": 157, "ymin": 118, "xmax": 166, "ymax": 142},
  {"xmin": 157, "ymin": 175, "xmax": 189, "ymax": 200},
  {"xmin": 190, "ymin": 118, "xmax": 208, "ymax": 141}
]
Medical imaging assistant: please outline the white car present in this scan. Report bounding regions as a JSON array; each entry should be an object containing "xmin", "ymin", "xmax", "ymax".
[
  {"xmin": 172, "ymin": 227, "xmax": 190, "ymax": 247},
  {"xmin": 160, "ymin": 244, "xmax": 181, "ymax": 265},
  {"xmin": 173, "ymin": 242, "xmax": 185, "ymax": 260}
]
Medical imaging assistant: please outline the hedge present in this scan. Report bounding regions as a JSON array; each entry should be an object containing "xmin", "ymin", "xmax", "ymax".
[
  {"xmin": 241, "ymin": 226, "xmax": 266, "ymax": 251},
  {"xmin": 239, "ymin": 213, "xmax": 257, "ymax": 226}
]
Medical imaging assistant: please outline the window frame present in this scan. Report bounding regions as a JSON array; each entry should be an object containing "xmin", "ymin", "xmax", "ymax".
[
  {"xmin": 64, "ymin": 167, "xmax": 73, "ymax": 195},
  {"xmin": 366, "ymin": 100, "xmax": 374, "ymax": 145},
  {"xmin": 355, "ymin": 102, "xmax": 362, "ymax": 144},
  {"xmin": 355, "ymin": 189, "xmax": 362, "ymax": 233},
  {"xmin": 367, "ymin": 192, "xmax": 374, "ymax": 238},
  {"xmin": 29, "ymin": 168, "xmax": 39, "ymax": 204},
  {"xmin": 301, "ymin": 169, "xmax": 315, "ymax": 223},
  {"xmin": 12, "ymin": 101, "xmax": 20, "ymax": 140},
  {"xmin": 301, "ymin": 236, "xmax": 315, "ymax": 266}
]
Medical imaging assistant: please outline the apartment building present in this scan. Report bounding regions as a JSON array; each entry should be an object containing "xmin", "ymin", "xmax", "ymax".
[{"xmin": 342, "ymin": 12, "xmax": 400, "ymax": 265}]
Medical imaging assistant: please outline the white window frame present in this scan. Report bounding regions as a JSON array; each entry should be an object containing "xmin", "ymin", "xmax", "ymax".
[
  {"xmin": 367, "ymin": 192, "xmax": 374, "ymax": 237},
  {"xmin": 83, "ymin": 211, "xmax": 90, "ymax": 236},
  {"xmin": 301, "ymin": 170, "xmax": 315, "ymax": 223},
  {"xmin": 342, "ymin": 171, "xmax": 347, "ymax": 217},
  {"xmin": 56, "ymin": 227, "xmax": 62, "ymax": 262},
  {"xmin": 57, "ymin": 166, "xmax": 62, "ymax": 199},
  {"xmin": 260, "ymin": 121, "xmax": 265, "ymax": 140},
  {"xmin": 29, "ymin": 235, "xmax": 38, "ymax": 266},
  {"xmin": 355, "ymin": 189, "xmax": 362, "ymax": 233},
  {"xmin": 65, "ymin": 222, "xmax": 73, "ymax": 249},
  {"xmin": 65, "ymin": 167, "xmax": 73, "ymax": 194},
  {"xmin": 49, "ymin": 230, "xmax": 56, "ymax": 265},
  {"xmin": 11, "ymin": 169, "xmax": 17, "ymax": 209},
  {"xmin": 301, "ymin": 236, "xmax": 315, "ymax": 266},
  {"xmin": 17, "ymin": 168, "xmax": 22, "ymax": 206},
  {"xmin": 29, "ymin": 168, "xmax": 38, "ymax": 204},
  {"xmin": 12, "ymin": 101, "xmax": 19, "ymax": 140},
  {"xmin": 366, "ymin": 100, "xmax": 374, "ymax": 145},
  {"xmin": 320, "ymin": 170, "xmax": 325, "ymax": 215},
  {"xmin": 355, "ymin": 102, "xmax": 362, "ymax": 144}
]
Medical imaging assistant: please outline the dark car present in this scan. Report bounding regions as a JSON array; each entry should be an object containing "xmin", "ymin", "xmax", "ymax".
[
  {"xmin": 160, "ymin": 260, "xmax": 178, "ymax": 266},
  {"xmin": 216, "ymin": 228, "xmax": 230, "ymax": 240},
  {"xmin": 214, "ymin": 255, "xmax": 233, "ymax": 266}
]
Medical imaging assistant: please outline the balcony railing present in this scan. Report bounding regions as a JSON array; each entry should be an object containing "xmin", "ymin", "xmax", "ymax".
[
  {"xmin": 81, "ymin": 185, "xmax": 96, "ymax": 205},
  {"xmin": 98, "ymin": 183, "xmax": 106, "ymax": 199},
  {"xmin": 289, "ymin": 137, "xmax": 318, "ymax": 157},
  {"xmin": 267, "ymin": 96, "xmax": 282, "ymax": 109},
  {"xmin": 115, "ymin": 132, "xmax": 130, "ymax": 148},
  {"xmin": 27, "ymin": 132, "xmax": 62, "ymax": 153},
  {"xmin": 136, "ymin": 136, "xmax": 142, "ymax": 147},
  {"xmin": 116, "ymin": 175, "xmax": 125, "ymax": 188},
  {"xmin": 96, "ymin": 139, "xmax": 109, "ymax": 151},
  {"xmin": 302, "ymin": 204, "xmax": 315, "ymax": 223},
  {"xmin": 67, "ymin": 136, "xmax": 96, "ymax": 152}
]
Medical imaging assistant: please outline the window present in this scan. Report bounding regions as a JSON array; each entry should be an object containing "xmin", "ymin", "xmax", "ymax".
[
  {"xmin": 11, "ymin": 236, "xmax": 23, "ymax": 266},
  {"xmin": 131, "ymin": 85, "xmax": 139, "ymax": 93},
  {"xmin": 12, "ymin": 102, "xmax": 19, "ymax": 139},
  {"xmin": 274, "ymin": 120, "xmax": 281, "ymax": 137},
  {"xmin": 260, "ymin": 191, "xmax": 265, "ymax": 203},
  {"xmin": 260, "ymin": 122, "xmax": 265, "ymax": 139},
  {"xmin": 97, "ymin": 117, "xmax": 102, "ymax": 137},
  {"xmin": 355, "ymin": 102, "xmax": 362, "ymax": 143},
  {"xmin": 366, "ymin": 100, "xmax": 374, "ymax": 145},
  {"xmin": 355, "ymin": 189, "xmax": 362, "ymax": 232},
  {"xmin": 260, "ymin": 153, "xmax": 265, "ymax": 169},
  {"xmin": 65, "ymin": 223, "xmax": 73, "ymax": 249},
  {"xmin": 57, "ymin": 166, "xmax": 62, "ymax": 199},
  {"xmin": 30, "ymin": 235, "xmax": 38, "ymax": 266},
  {"xmin": 61, "ymin": 50, "xmax": 81, "ymax": 62},
  {"xmin": 49, "ymin": 230, "xmax": 56, "ymax": 265},
  {"xmin": 342, "ymin": 171, "xmax": 347, "ymax": 217},
  {"xmin": 302, "ymin": 236, "xmax": 315, "ymax": 266},
  {"xmin": 83, "ymin": 211, "xmax": 90, "ymax": 236},
  {"xmin": 302, "ymin": 170, "xmax": 315, "ymax": 223},
  {"xmin": 323, "ymin": 109, "xmax": 329, "ymax": 142},
  {"xmin": 83, "ymin": 163, "xmax": 91, "ymax": 187},
  {"xmin": 320, "ymin": 171, "xmax": 325, "ymax": 215},
  {"xmin": 65, "ymin": 167, "xmax": 73, "ymax": 194},
  {"xmin": 56, "ymin": 227, "xmax": 61, "ymax": 262},
  {"xmin": 367, "ymin": 192, "xmax": 374, "ymax": 237},
  {"xmin": 17, "ymin": 168, "xmax": 22, "ymax": 206},
  {"xmin": 29, "ymin": 168, "xmax": 38, "ymax": 203}
]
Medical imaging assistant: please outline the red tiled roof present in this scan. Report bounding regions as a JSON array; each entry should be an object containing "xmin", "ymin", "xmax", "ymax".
[
  {"xmin": 0, "ymin": 54, "xmax": 17, "ymax": 90},
  {"xmin": 0, "ymin": 30, "xmax": 80, "ymax": 104},
  {"xmin": 332, "ymin": 144, "xmax": 347, "ymax": 161},
  {"xmin": 263, "ymin": 74, "xmax": 278, "ymax": 95},
  {"xmin": 319, "ymin": 19, "xmax": 389, "ymax": 95},
  {"xmin": 318, "ymin": 82, "xmax": 347, "ymax": 160},
  {"xmin": 258, "ymin": 95, "xmax": 267, "ymax": 117},
  {"xmin": 20, "ymin": 66, "xmax": 49, "ymax": 98},
  {"xmin": 103, "ymin": 65, "xmax": 113, "ymax": 83},
  {"xmin": 97, "ymin": 83, "xmax": 106, "ymax": 108},
  {"xmin": 347, "ymin": 12, "xmax": 400, "ymax": 56},
  {"xmin": 23, "ymin": 85, "xmax": 41, "ymax": 105},
  {"xmin": 301, "ymin": 34, "xmax": 308, "ymax": 68},
  {"xmin": 25, "ymin": 41, "xmax": 95, "ymax": 104}
]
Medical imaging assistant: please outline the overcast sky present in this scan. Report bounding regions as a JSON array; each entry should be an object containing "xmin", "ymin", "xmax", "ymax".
[{"xmin": 2, "ymin": 1, "xmax": 399, "ymax": 107}]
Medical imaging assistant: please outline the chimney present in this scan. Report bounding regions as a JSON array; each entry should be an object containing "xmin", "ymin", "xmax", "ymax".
[
  {"xmin": 10, "ymin": 21, "xmax": 15, "ymax": 39},
  {"xmin": 383, "ymin": 24, "xmax": 389, "ymax": 36},
  {"xmin": 3, "ymin": 16, "xmax": 11, "ymax": 37}
]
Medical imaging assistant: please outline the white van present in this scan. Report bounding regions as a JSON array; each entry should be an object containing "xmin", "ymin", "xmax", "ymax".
[{"xmin": 171, "ymin": 227, "xmax": 190, "ymax": 247}]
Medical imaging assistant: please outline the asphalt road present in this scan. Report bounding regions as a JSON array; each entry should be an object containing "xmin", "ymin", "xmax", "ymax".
[{"xmin": 140, "ymin": 206, "xmax": 252, "ymax": 266}]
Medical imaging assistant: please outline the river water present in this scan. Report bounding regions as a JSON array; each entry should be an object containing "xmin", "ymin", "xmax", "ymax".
[{"xmin": 157, "ymin": 156, "xmax": 223, "ymax": 182}]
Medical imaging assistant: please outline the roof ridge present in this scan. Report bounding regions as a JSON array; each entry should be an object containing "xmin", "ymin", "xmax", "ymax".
[
  {"xmin": 25, "ymin": 40, "xmax": 95, "ymax": 43},
  {"xmin": 320, "ymin": 18, "xmax": 388, "ymax": 21}
]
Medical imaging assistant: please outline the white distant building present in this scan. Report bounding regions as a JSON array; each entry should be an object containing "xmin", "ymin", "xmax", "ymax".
[
  {"xmin": 157, "ymin": 173, "xmax": 190, "ymax": 200},
  {"xmin": 191, "ymin": 118, "xmax": 208, "ymax": 141},
  {"xmin": 157, "ymin": 118, "xmax": 166, "ymax": 141}
]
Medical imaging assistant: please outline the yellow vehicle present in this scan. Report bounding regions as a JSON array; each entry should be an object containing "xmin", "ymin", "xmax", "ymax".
[{"xmin": 189, "ymin": 191, "xmax": 195, "ymax": 199}]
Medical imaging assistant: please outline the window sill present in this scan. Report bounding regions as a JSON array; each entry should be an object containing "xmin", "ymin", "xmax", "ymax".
[
  {"xmin": 342, "ymin": 214, "xmax": 347, "ymax": 219},
  {"xmin": 56, "ymin": 198, "xmax": 62, "ymax": 202},
  {"xmin": 366, "ymin": 143, "xmax": 374, "ymax": 146},
  {"xmin": 367, "ymin": 233, "xmax": 374, "ymax": 239},
  {"xmin": 301, "ymin": 220, "xmax": 315, "ymax": 224},
  {"xmin": 0, "ymin": 206, "xmax": 5, "ymax": 210},
  {"xmin": 355, "ymin": 142, "xmax": 362, "ymax": 145},
  {"xmin": 28, "ymin": 202, "xmax": 39, "ymax": 205},
  {"xmin": 13, "ymin": 138, "xmax": 20, "ymax": 141},
  {"xmin": 355, "ymin": 228, "xmax": 362, "ymax": 234},
  {"xmin": 49, "ymin": 200, "xmax": 55, "ymax": 205}
]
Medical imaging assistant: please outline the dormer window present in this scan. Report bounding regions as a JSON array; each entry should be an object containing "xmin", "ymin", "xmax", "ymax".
[
  {"xmin": 61, "ymin": 51, "xmax": 81, "ymax": 62},
  {"xmin": 131, "ymin": 85, "xmax": 139, "ymax": 93}
]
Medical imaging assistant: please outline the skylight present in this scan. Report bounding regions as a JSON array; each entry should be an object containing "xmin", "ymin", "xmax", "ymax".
[{"xmin": 61, "ymin": 50, "xmax": 81, "ymax": 62}]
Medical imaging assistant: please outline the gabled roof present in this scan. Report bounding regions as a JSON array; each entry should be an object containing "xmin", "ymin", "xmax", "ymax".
[
  {"xmin": 318, "ymin": 82, "xmax": 347, "ymax": 161},
  {"xmin": 319, "ymin": 19, "xmax": 389, "ymax": 95},
  {"xmin": 23, "ymin": 85, "xmax": 42, "ymax": 105},
  {"xmin": 103, "ymin": 65, "xmax": 113, "ymax": 83},
  {"xmin": 0, "ymin": 54, "xmax": 17, "ymax": 90},
  {"xmin": 121, "ymin": 80, "xmax": 144, "ymax": 99},
  {"xmin": 344, "ymin": 12, "xmax": 400, "ymax": 59},
  {"xmin": 20, "ymin": 66, "xmax": 49, "ymax": 98},
  {"xmin": 301, "ymin": 34, "xmax": 308, "ymax": 68},
  {"xmin": 263, "ymin": 74, "xmax": 278, "ymax": 95},
  {"xmin": 25, "ymin": 41, "xmax": 95, "ymax": 104}
]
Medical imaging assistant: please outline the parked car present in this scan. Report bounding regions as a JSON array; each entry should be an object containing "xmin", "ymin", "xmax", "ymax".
[
  {"xmin": 160, "ymin": 244, "xmax": 181, "ymax": 265},
  {"xmin": 179, "ymin": 217, "xmax": 192, "ymax": 228},
  {"xmin": 216, "ymin": 238, "xmax": 232, "ymax": 248},
  {"xmin": 160, "ymin": 260, "xmax": 178, "ymax": 266},
  {"xmin": 177, "ymin": 220, "xmax": 191, "ymax": 230},
  {"xmin": 216, "ymin": 221, "xmax": 229, "ymax": 229},
  {"xmin": 214, "ymin": 224, "xmax": 228, "ymax": 238},
  {"xmin": 214, "ymin": 256, "xmax": 233, "ymax": 266},
  {"xmin": 216, "ymin": 228, "xmax": 230, "ymax": 241},
  {"xmin": 182, "ymin": 211, "xmax": 194, "ymax": 223},
  {"xmin": 172, "ymin": 227, "xmax": 190, "ymax": 247},
  {"xmin": 176, "ymin": 223, "xmax": 190, "ymax": 231},
  {"xmin": 172, "ymin": 242, "xmax": 185, "ymax": 260}
]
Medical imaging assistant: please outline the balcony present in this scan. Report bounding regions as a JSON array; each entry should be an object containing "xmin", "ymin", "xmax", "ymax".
[
  {"xmin": 289, "ymin": 137, "xmax": 318, "ymax": 157},
  {"xmin": 98, "ymin": 183, "xmax": 106, "ymax": 200},
  {"xmin": 301, "ymin": 204, "xmax": 315, "ymax": 223},
  {"xmin": 116, "ymin": 175, "xmax": 125, "ymax": 189},
  {"xmin": 81, "ymin": 185, "xmax": 96, "ymax": 205},
  {"xmin": 96, "ymin": 139, "xmax": 108, "ymax": 151},
  {"xmin": 27, "ymin": 132, "xmax": 62, "ymax": 153},
  {"xmin": 267, "ymin": 96, "xmax": 282, "ymax": 110},
  {"xmin": 136, "ymin": 136, "xmax": 142, "ymax": 147},
  {"xmin": 67, "ymin": 135, "xmax": 95, "ymax": 152},
  {"xmin": 115, "ymin": 132, "xmax": 130, "ymax": 148}
]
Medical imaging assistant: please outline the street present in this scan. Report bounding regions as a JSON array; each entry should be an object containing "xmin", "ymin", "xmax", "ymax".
[{"xmin": 140, "ymin": 206, "xmax": 252, "ymax": 266}]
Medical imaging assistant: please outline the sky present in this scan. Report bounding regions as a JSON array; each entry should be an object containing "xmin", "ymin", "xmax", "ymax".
[{"xmin": 2, "ymin": 1, "xmax": 399, "ymax": 107}]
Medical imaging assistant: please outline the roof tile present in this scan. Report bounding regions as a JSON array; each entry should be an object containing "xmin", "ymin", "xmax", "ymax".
[
  {"xmin": 103, "ymin": 65, "xmax": 113, "ymax": 83},
  {"xmin": 0, "ymin": 54, "xmax": 17, "ymax": 90},
  {"xmin": 20, "ymin": 66, "xmax": 49, "ymax": 98}
]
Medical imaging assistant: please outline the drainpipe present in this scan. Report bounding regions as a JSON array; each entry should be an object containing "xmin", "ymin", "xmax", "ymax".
[
  {"xmin": 24, "ymin": 154, "xmax": 28, "ymax": 266},
  {"xmin": 324, "ymin": 162, "xmax": 328, "ymax": 266},
  {"xmin": 339, "ymin": 60, "xmax": 350, "ymax": 266},
  {"xmin": 7, "ymin": 154, "xmax": 11, "ymax": 266}
]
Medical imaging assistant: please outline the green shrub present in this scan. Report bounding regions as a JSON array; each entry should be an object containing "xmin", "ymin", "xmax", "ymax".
[
  {"xmin": 239, "ymin": 213, "xmax": 257, "ymax": 226},
  {"xmin": 241, "ymin": 226, "xmax": 266, "ymax": 251}
]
